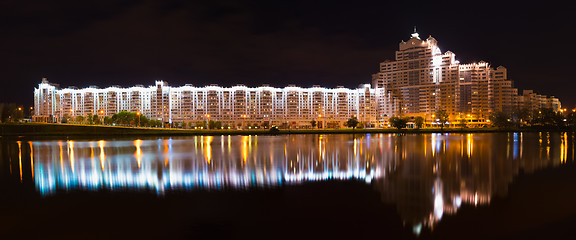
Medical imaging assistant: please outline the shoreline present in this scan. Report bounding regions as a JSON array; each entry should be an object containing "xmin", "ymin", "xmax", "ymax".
[{"xmin": 1, "ymin": 123, "xmax": 574, "ymax": 138}]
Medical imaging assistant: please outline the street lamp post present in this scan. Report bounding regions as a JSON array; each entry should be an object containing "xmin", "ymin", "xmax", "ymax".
[
  {"xmin": 16, "ymin": 107, "xmax": 23, "ymax": 122},
  {"xmin": 137, "ymin": 112, "xmax": 141, "ymax": 127},
  {"xmin": 99, "ymin": 110, "xmax": 104, "ymax": 125}
]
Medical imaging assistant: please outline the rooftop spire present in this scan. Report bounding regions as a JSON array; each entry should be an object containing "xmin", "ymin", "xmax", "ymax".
[{"xmin": 410, "ymin": 26, "xmax": 420, "ymax": 39}]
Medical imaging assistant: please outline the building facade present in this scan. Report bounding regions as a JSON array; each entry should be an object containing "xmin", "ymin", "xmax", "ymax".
[
  {"xmin": 34, "ymin": 78, "xmax": 377, "ymax": 128},
  {"xmin": 372, "ymin": 31, "xmax": 560, "ymax": 123},
  {"xmin": 34, "ymin": 31, "xmax": 561, "ymax": 127}
]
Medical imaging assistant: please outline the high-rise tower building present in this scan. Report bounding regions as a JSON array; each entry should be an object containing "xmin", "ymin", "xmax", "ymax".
[
  {"xmin": 372, "ymin": 30, "xmax": 559, "ymax": 122},
  {"xmin": 372, "ymin": 31, "xmax": 459, "ymax": 118}
]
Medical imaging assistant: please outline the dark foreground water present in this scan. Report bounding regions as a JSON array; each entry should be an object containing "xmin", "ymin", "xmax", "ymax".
[{"xmin": 1, "ymin": 133, "xmax": 575, "ymax": 239}]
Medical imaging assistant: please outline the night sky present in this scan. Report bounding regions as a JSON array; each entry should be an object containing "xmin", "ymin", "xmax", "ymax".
[{"xmin": 2, "ymin": 0, "xmax": 575, "ymax": 107}]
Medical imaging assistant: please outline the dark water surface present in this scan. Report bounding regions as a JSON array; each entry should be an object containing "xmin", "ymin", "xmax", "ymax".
[{"xmin": 1, "ymin": 133, "xmax": 575, "ymax": 239}]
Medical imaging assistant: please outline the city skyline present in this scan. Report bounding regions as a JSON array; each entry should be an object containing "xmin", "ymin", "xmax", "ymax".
[
  {"xmin": 1, "ymin": 1, "xmax": 574, "ymax": 108},
  {"xmin": 32, "ymin": 32, "xmax": 560, "ymax": 127}
]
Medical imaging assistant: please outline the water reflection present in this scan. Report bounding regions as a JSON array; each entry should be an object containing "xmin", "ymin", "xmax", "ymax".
[
  {"xmin": 2, "ymin": 132, "xmax": 574, "ymax": 235},
  {"xmin": 27, "ymin": 135, "xmax": 382, "ymax": 196}
]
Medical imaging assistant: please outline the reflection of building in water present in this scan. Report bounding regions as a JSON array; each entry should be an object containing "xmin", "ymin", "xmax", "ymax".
[
  {"xmin": 10, "ymin": 132, "xmax": 573, "ymax": 235},
  {"xmin": 372, "ymin": 132, "xmax": 574, "ymax": 235},
  {"xmin": 31, "ymin": 135, "xmax": 389, "ymax": 195}
]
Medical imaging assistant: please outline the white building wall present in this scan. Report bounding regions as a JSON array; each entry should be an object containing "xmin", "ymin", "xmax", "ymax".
[{"xmin": 34, "ymin": 80, "xmax": 378, "ymax": 128}]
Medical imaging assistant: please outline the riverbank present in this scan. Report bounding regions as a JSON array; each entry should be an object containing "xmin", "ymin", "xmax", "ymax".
[{"xmin": 0, "ymin": 123, "xmax": 574, "ymax": 137}]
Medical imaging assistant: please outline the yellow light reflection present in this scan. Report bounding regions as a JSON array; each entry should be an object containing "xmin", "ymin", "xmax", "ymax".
[
  {"xmin": 467, "ymin": 134, "xmax": 473, "ymax": 158},
  {"xmin": 134, "ymin": 139, "xmax": 142, "ymax": 168},
  {"xmin": 205, "ymin": 136, "xmax": 213, "ymax": 163},
  {"xmin": 424, "ymin": 135, "xmax": 427, "ymax": 157},
  {"xmin": 228, "ymin": 135, "xmax": 231, "ymax": 154},
  {"xmin": 99, "ymin": 140, "xmax": 106, "ymax": 170},
  {"xmin": 318, "ymin": 135, "xmax": 323, "ymax": 161},
  {"xmin": 284, "ymin": 143, "xmax": 287, "ymax": 164},
  {"xmin": 221, "ymin": 135, "xmax": 225, "ymax": 153},
  {"xmin": 565, "ymin": 132, "xmax": 568, "ymax": 162},
  {"xmin": 431, "ymin": 134, "xmax": 436, "ymax": 157},
  {"xmin": 69, "ymin": 141, "xmax": 75, "ymax": 173},
  {"xmin": 539, "ymin": 132, "xmax": 542, "ymax": 145},
  {"xmin": 17, "ymin": 141, "xmax": 22, "ymax": 182},
  {"xmin": 242, "ymin": 136, "xmax": 249, "ymax": 163},
  {"xmin": 28, "ymin": 141, "xmax": 34, "ymax": 178},
  {"xmin": 560, "ymin": 132, "xmax": 568, "ymax": 164},
  {"xmin": 520, "ymin": 132, "xmax": 523, "ymax": 159},
  {"xmin": 353, "ymin": 136, "xmax": 357, "ymax": 159},
  {"xmin": 459, "ymin": 135, "xmax": 463, "ymax": 158},
  {"xmin": 249, "ymin": 135, "xmax": 252, "ymax": 153},
  {"xmin": 164, "ymin": 139, "xmax": 169, "ymax": 166},
  {"xmin": 322, "ymin": 136, "xmax": 326, "ymax": 161},
  {"xmin": 360, "ymin": 136, "xmax": 363, "ymax": 156}
]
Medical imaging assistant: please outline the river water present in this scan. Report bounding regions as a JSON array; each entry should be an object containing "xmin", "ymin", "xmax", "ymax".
[{"xmin": 1, "ymin": 133, "xmax": 575, "ymax": 239}]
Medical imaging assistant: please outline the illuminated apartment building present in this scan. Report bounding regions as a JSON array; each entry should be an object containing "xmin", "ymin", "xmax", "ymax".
[
  {"xmin": 372, "ymin": 30, "xmax": 560, "ymax": 121},
  {"xmin": 519, "ymin": 90, "xmax": 561, "ymax": 112},
  {"xmin": 372, "ymin": 31, "xmax": 459, "ymax": 118},
  {"xmin": 34, "ymin": 32, "xmax": 561, "ymax": 126},
  {"xmin": 34, "ymin": 78, "xmax": 377, "ymax": 128}
]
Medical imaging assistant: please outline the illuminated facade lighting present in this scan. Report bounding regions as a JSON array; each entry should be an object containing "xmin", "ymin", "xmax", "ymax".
[
  {"xmin": 33, "ymin": 31, "xmax": 561, "ymax": 126},
  {"xmin": 372, "ymin": 30, "xmax": 561, "ymax": 122},
  {"xmin": 34, "ymin": 78, "xmax": 377, "ymax": 127}
]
